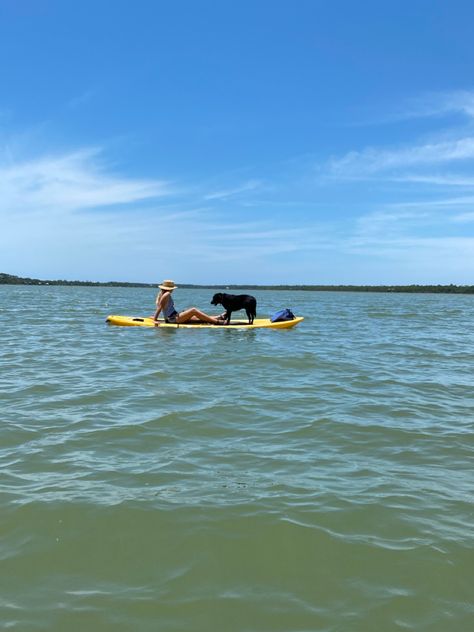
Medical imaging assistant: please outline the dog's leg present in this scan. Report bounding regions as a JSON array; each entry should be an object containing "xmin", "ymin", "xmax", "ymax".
[{"xmin": 251, "ymin": 303, "xmax": 256, "ymax": 324}]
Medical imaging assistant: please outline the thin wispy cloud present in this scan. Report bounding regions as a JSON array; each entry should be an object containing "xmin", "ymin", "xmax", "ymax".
[
  {"xmin": 67, "ymin": 89, "xmax": 96, "ymax": 109},
  {"xmin": 4, "ymin": 87, "xmax": 474, "ymax": 284},
  {"xmin": 320, "ymin": 90, "xmax": 474, "ymax": 275},
  {"xmin": 204, "ymin": 179, "xmax": 262, "ymax": 200},
  {"xmin": 451, "ymin": 212, "xmax": 474, "ymax": 223},
  {"xmin": 0, "ymin": 147, "xmax": 169, "ymax": 215},
  {"xmin": 388, "ymin": 173, "xmax": 474, "ymax": 187},
  {"xmin": 327, "ymin": 137, "xmax": 474, "ymax": 178},
  {"xmin": 334, "ymin": 88, "xmax": 474, "ymax": 277},
  {"xmin": 392, "ymin": 90, "xmax": 474, "ymax": 121},
  {"xmin": 324, "ymin": 89, "xmax": 474, "ymax": 199},
  {"xmin": 389, "ymin": 196, "xmax": 474, "ymax": 209},
  {"xmin": 347, "ymin": 234, "xmax": 474, "ymax": 257},
  {"xmin": 0, "ymin": 143, "xmax": 334, "ymax": 281}
]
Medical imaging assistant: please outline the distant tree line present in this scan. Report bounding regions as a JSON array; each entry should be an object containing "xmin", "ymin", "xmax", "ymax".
[
  {"xmin": 1, "ymin": 273, "xmax": 473, "ymax": 294},
  {"xmin": 181, "ymin": 283, "xmax": 474, "ymax": 294},
  {"xmin": 0, "ymin": 273, "xmax": 155, "ymax": 288}
]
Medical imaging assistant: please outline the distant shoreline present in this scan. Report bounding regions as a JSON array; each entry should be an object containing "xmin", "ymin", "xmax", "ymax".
[{"xmin": 1, "ymin": 273, "xmax": 473, "ymax": 294}]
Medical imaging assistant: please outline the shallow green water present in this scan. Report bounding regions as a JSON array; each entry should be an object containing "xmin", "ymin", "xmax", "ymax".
[{"xmin": 1, "ymin": 286, "xmax": 473, "ymax": 631}]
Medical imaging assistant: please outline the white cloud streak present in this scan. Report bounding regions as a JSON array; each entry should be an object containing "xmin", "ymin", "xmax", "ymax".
[
  {"xmin": 0, "ymin": 146, "xmax": 334, "ymax": 281},
  {"xmin": 393, "ymin": 90, "xmax": 474, "ymax": 121},
  {"xmin": 204, "ymin": 179, "xmax": 262, "ymax": 200},
  {"xmin": 325, "ymin": 90, "xmax": 474, "ymax": 201},
  {"xmin": 327, "ymin": 137, "xmax": 474, "ymax": 178},
  {"xmin": 388, "ymin": 173, "xmax": 474, "ymax": 187},
  {"xmin": 0, "ymin": 148, "xmax": 168, "ymax": 215},
  {"xmin": 4, "ymin": 87, "xmax": 474, "ymax": 285}
]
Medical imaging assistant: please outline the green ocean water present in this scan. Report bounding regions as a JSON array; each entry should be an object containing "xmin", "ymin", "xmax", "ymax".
[{"xmin": 1, "ymin": 285, "xmax": 473, "ymax": 631}]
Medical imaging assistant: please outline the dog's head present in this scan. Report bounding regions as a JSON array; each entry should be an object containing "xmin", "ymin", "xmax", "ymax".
[{"xmin": 211, "ymin": 292, "xmax": 224, "ymax": 306}]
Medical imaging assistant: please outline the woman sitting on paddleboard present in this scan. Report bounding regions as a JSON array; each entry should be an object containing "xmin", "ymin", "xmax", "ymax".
[{"xmin": 153, "ymin": 280, "xmax": 224, "ymax": 326}]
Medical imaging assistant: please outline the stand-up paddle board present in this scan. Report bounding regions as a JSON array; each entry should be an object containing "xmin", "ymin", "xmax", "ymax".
[{"xmin": 106, "ymin": 315, "xmax": 304, "ymax": 330}]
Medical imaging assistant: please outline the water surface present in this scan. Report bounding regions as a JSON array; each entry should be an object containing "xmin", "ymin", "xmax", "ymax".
[{"xmin": 1, "ymin": 286, "xmax": 473, "ymax": 630}]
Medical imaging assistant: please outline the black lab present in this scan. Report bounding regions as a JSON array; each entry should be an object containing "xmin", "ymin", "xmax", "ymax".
[{"xmin": 211, "ymin": 292, "xmax": 257, "ymax": 325}]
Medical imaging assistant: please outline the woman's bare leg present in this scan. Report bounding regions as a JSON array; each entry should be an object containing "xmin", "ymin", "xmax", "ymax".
[{"xmin": 176, "ymin": 307, "xmax": 223, "ymax": 324}]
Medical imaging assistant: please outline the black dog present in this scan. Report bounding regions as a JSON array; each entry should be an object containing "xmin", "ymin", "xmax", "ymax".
[{"xmin": 211, "ymin": 292, "xmax": 257, "ymax": 324}]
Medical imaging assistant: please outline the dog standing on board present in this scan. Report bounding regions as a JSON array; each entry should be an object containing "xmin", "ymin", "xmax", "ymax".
[{"xmin": 211, "ymin": 292, "xmax": 257, "ymax": 325}]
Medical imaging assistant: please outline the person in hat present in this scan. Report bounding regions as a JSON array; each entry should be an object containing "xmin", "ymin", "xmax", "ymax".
[{"xmin": 153, "ymin": 280, "xmax": 224, "ymax": 325}]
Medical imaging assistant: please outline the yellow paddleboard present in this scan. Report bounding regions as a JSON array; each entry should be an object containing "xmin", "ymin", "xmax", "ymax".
[{"xmin": 106, "ymin": 315, "xmax": 304, "ymax": 330}]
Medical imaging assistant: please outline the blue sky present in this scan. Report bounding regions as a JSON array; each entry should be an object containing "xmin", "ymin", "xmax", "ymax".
[{"xmin": 1, "ymin": 0, "xmax": 474, "ymax": 284}]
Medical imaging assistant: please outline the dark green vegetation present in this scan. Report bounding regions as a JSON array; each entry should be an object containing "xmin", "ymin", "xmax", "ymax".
[
  {"xmin": 2, "ymin": 272, "xmax": 474, "ymax": 293},
  {"xmin": 0, "ymin": 273, "xmax": 154, "ymax": 288}
]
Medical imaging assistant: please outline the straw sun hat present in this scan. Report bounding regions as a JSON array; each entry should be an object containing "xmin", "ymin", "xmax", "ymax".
[{"xmin": 158, "ymin": 279, "xmax": 178, "ymax": 291}]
